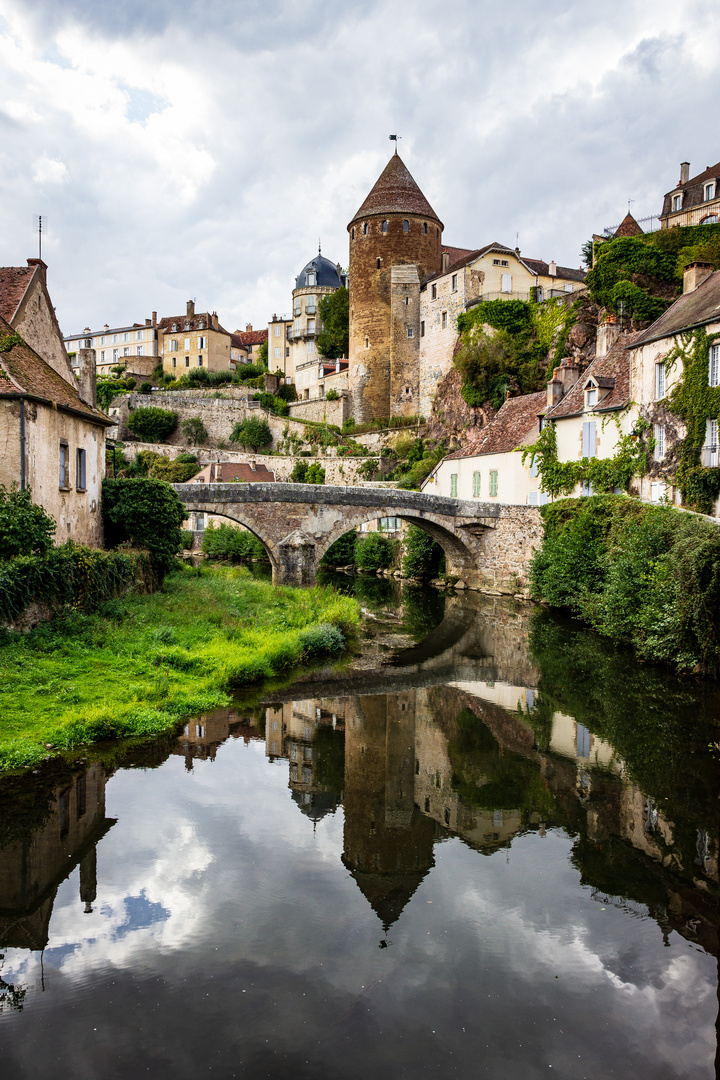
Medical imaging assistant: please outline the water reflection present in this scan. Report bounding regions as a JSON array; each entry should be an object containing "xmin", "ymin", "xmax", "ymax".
[{"xmin": 0, "ymin": 596, "xmax": 717, "ymax": 1077}]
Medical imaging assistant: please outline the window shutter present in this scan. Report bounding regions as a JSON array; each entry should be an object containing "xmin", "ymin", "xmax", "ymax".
[
  {"xmin": 582, "ymin": 421, "xmax": 596, "ymax": 458},
  {"xmin": 529, "ymin": 455, "xmax": 538, "ymax": 478},
  {"xmin": 501, "ymin": 274, "xmax": 512, "ymax": 293},
  {"xmin": 473, "ymin": 471, "xmax": 480, "ymax": 497},
  {"xmin": 655, "ymin": 363, "xmax": 666, "ymax": 399},
  {"xmin": 489, "ymin": 470, "xmax": 498, "ymax": 497},
  {"xmin": 450, "ymin": 473, "xmax": 458, "ymax": 497}
]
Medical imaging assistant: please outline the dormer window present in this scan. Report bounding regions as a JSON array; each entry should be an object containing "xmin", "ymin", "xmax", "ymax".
[
  {"xmin": 307, "ymin": 271, "xmax": 316, "ymax": 286},
  {"xmin": 672, "ymin": 193, "xmax": 683, "ymax": 212},
  {"xmin": 172, "ymin": 323, "xmax": 177, "ymax": 332},
  {"xmin": 586, "ymin": 387, "xmax": 597, "ymax": 408},
  {"xmin": 705, "ymin": 181, "xmax": 716, "ymax": 201}
]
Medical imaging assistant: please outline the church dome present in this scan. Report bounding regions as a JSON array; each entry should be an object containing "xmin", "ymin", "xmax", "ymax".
[{"xmin": 295, "ymin": 253, "xmax": 345, "ymax": 290}]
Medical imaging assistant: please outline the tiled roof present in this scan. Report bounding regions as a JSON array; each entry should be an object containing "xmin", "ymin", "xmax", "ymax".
[
  {"xmin": 445, "ymin": 391, "xmax": 546, "ymax": 459},
  {"xmin": 443, "ymin": 245, "xmax": 475, "ymax": 270},
  {"xmin": 157, "ymin": 313, "xmax": 229, "ymax": 336},
  {"xmin": 0, "ymin": 314, "xmax": 111, "ymax": 424},
  {"xmin": 320, "ymin": 360, "xmax": 348, "ymax": 375},
  {"xmin": 662, "ymin": 162, "xmax": 720, "ymax": 216},
  {"xmin": 423, "ymin": 244, "xmax": 586, "ymax": 286},
  {"xmin": 543, "ymin": 332, "xmax": 638, "ymax": 419},
  {"xmin": 628, "ymin": 271, "xmax": 720, "ymax": 347},
  {"xmin": 191, "ymin": 461, "xmax": 275, "ymax": 483},
  {"xmin": 234, "ymin": 328, "xmax": 268, "ymax": 347},
  {"xmin": 349, "ymin": 153, "xmax": 442, "ymax": 227},
  {"xmin": 613, "ymin": 213, "xmax": 644, "ymax": 238},
  {"xmin": 0, "ymin": 267, "xmax": 34, "ymax": 321},
  {"xmin": 521, "ymin": 258, "xmax": 586, "ymax": 283}
]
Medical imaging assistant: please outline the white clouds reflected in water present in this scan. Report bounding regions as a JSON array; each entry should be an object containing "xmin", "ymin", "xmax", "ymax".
[{"xmin": 1, "ymin": 0, "xmax": 719, "ymax": 336}]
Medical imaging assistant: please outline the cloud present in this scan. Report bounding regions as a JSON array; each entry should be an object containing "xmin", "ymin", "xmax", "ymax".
[{"xmin": 32, "ymin": 155, "xmax": 68, "ymax": 184}]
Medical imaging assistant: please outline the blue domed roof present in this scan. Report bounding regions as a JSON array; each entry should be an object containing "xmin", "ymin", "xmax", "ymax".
[{"xmin": 295, "ymin": 253, "xmax": 345, "ymax": 290}]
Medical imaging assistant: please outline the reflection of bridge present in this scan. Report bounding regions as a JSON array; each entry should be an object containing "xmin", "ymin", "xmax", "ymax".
[{"xmin": 175, "ymin": 482, "xmax": 543, "ymax": 588}]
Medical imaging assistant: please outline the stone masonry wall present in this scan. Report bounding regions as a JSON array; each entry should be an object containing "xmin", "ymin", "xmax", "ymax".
[{"xmin": 287, "ymin": 394, "xmax": 349, "ymax": 426}]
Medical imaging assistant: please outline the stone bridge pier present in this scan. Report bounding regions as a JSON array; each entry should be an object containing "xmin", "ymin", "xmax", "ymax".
[{"xmin": 174, "ymin": 482, "xmax": 544, "ymax": 595}]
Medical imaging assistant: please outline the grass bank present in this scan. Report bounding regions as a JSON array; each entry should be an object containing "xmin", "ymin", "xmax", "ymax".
[{"xmin": 0, "ymin": 564, "xmax": 358, "ymax": 774}]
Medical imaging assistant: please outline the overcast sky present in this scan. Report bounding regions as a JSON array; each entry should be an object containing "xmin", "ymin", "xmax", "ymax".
[{"xmin": 1, "ymin": 0, "xmax": 719, "ymax": 336}]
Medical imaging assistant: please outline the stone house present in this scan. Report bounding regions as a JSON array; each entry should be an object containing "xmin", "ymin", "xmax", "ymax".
[
  {"xmin": 159, "ymin": 301, "xmax": 258, "ymax": 377},
  {"xmin": 0, "ymin": 258, "xmax": 76, "ymax": 382},
  {"xmin": 278, "ymin": 251, "xmax": 347, "ymax": 385},
  {"xmin": 625, "ymin": 262, "xmax": 720, "ymax": 510},
  {"xmin": 660, "ymin": 160, "xmax": 720, "ymax": 228},
  {"xmin": 234, "ymin": 324, "xmax": 268, "ymax": 366},
  {"xmin": 64, "ymin": 316, "xmax": 158, "ymax": 378}
]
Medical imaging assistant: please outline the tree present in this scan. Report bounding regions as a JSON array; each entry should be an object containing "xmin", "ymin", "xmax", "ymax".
[
  {"xmin": 229, "ymin": 417, "xmax": 272, "ymax": 450},
  {"xmin": 317, "ymin": 287, "xmax": 349, "ymax": 359},
  {"xmin": 181, "ymin": 417, "xmax": 209, "ymax": 445},
  {"xmin": 126, "ymin": 406, "xmax": 178, "ymax": 442},
  {"xmin": 0, "ymin": 487, "xmax": 56, "ymax": 559},
  {"xmin": 256, "ymin": 340, "xmax": 268, "ymax": 367},
  {"xmin": 102, "ymin": 477, "xmax": 187, "ymax": 575}
]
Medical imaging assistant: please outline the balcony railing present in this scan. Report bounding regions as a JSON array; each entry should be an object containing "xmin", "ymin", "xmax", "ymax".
[{"xmin": 702, "ymin": 444, "xmax": 719, "ymax": 467}]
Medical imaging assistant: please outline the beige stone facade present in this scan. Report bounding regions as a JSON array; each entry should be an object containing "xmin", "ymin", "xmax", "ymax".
[
  {"xmin": 64, "ymin": 317, "xmax": 158, "ymax": 378},
  {"xmin": 158, "ymin": 302, "xmax": 257, "ymax": 377},
  {"xmin": 660, "ymin": 160, "xmax": 720, "ymax": 228}
]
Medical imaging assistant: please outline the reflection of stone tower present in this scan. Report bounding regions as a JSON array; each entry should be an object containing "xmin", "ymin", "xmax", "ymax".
[
  {"xmin": 347, "ymin": 152, "xmax": 443, "ymax": 422},
  {"xmin": 342, "ymin": 692, "xmax": 436, "ymax": 930}
]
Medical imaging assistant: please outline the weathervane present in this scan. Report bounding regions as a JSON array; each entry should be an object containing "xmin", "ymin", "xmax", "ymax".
[{"xmin": 389, "ymin": 134, "xmax": 401, "ymax": 154}]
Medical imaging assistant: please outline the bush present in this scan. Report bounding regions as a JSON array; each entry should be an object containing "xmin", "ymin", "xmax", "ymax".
[
  {"xmin": 289, "ymin": 460, "xmax": 308, "ymax": 483},
  {"xmin": 233, "ymin": 363, "xmax": 265, "ymax": 381},
  {"xmin": 229, "ymin": 417, "xmax": 272, "ymax": 450},
  {"xmin": 402, "ymin": 525, "xmax": 445, "ymax": 579},
  {"xmin": 325, "ymin": 388, "xmax": 339, "ymax": 401},
  {"xmin": 298, "ymin": 622, "xmax": 345, "ymax": 660},
  {"xmin": 320, "ymin": 530, "xmax": 357, "ymax": 567},
  {"xmin": 181, "ymin": 417, "xmax": 209, "ymax": 445},
  {"xmin": 125, "ymin": 378, "xmax": 136, "ymax": 390},
  {"xmin": 139, "ymin": 381, "xmax": 152, "ymax": 394},
  {"xmin": 355, "ymin": 532, "xmax": 399, "ymax": 571},
  {"xmin": 133, "ymin": 450, "xmax": 200, "ymax": 483},
  {"xmin": 201, "ymin": 522, "xmax": 268, "ymax": 562},
  {"xmin": 0, "ymin": 488, "xmax": 56, "ymax": 560},
  {"xmin": 306, "ymin": 463, "xmax": 325, "ymax": 485},
  {"xmin": 179, "ymin": 529, "xmax": 194, "ymax": 550},
  {"xmin": 102, "ymin": 477, "xmax": 187, "ymax": 575},
  {"xmin": 127, "ymin": 406, "xmax": 178, "ymax": 442}
]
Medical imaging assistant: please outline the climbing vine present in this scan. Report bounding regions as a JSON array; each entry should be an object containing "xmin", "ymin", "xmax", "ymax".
[
  {"xmin": 0, "ymin": 332, "xmax": 23, "ymax": 354},
  {"xmin": 521, "ymin": 416, "xmax": 650, "ymax": 498},
  {"xmin": 662, "ymin": 328, "xmax": 720, "ymax": 514}
]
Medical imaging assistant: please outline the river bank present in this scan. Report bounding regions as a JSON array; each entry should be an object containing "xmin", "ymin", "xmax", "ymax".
[{"xmin": 0, "ymin": 563, "xmax": 358, "ymax": 775}]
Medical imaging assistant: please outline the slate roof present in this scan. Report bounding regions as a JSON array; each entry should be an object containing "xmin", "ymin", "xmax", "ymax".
[
  {"xmin": 520, "ymin": 258, "xmax": 586, "ymax": 283},
  {"xmin": 444, "ymin": 391, "xmax": 547, "ymax": 459},
  {"xmin": 0, "ymin": 267, "xmax": 34, "ymax": 321},
  {"xmin": 191, "ymin": 461, "xmax": 275, "ymax": 483},
  {"xmin": 661, "ymin": 161, "xmax": 720, "ymax": 217},
  {"xmin": 543, "ymin": 332, "xmax": 638, "ymax": 420},
  {"xmin": 612, "ymin": 212, "xmax": 644, "ymax": 238},
  {"xmin": 629, "ymin": 270, "xmax": 720, "ymax": 347},
  {"xmin": 349, "ymin": 153, "xmax": 442, "ymax": 227},
  {"xmin": 295, "ymin": 254, "xmax": 345, "ymax": 290},
  {"xmin": 0, "ymin": 314, "xmax": 111, "ymax": 424}
]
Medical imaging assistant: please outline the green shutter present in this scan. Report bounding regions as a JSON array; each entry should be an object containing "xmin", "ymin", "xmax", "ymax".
[
  {"xmin": 450, "ymin": 473, "xmax": 458, "ymax": 497},
  {"xmin": 489, "ymin": 470, "xmax": 498, "ymax": 497},
  {"xmin": 473, "ymin": 471, "xmax": 481, "ymax": 497}
]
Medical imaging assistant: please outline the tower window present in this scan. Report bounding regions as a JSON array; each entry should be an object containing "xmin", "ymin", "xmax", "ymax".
[
  {"xmin": 351, "ymin": 227, "xmax": 355, "ymax": 240},
  {"xmin": 407, "ymin": 328, "xmax": 414, "ymax": 338},
  {"xmin": 376, "ymin": 258, "xmax": 381, "ymax": 269},
  {"xmin": 382, "ymin": 220, "xmax": 388, "ymax": 233},
  {"xmin": 362, "ymin": 222, "xmax": 368, "ymax": 235},
  {"xmin": 365, "ymin": 336, "xmax": 369, "ymax": 349},
  {"xmin": 403, "ymin": 220, "xmax": 409, "ymax": 233},
  {"xmin": 420, "ymin": 320, "xmax": 425, "ymax": 337},
  {"xmin": 431, "ymin": 284, "xmax": 437, "ymax": 300},
  {"xmin": 436, "ymin": 227, "xmax": 439, "ymax": 236},
  {"xmin": 423, "ymin": 222, "xmax": 428, "ymax": 234},
  {"xmin": 404, "ymin": 296, "xmax": 409, "ymax": 305}
]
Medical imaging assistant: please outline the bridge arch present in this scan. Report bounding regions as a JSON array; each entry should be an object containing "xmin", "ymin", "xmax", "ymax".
[
  {"xmin": 316, "ymin": 507, "xmax": 476, "ymax": 574},
  {"xmin": 184, "ymin": 504, "xmax": 280, "ymax": 577}
]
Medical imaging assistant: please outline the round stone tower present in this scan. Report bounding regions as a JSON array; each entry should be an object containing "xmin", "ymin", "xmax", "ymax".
[{"xmin": 347, "ymin": 152, "xmax": 443, "ymax": 422}]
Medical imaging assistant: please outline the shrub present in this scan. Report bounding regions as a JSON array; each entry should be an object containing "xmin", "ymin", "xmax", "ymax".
[
  {"xmin": 139, "ymin": 381, "xmax": 152, "ymax": 394},
  {"xmin": 298, "ymin": 622, "xmax": 345, "ymax": 660},
  {"xmin": 229, "ymin": 417, "xmax": 272, "ymax": 450},
  {"xmin": 132, "ymin": 450, "xmax": 200, "ymax": 483},
  {"xmin": 289, "ymin": 460, "xmax": 308, "ymax": 483},
  {"xmin": 355, "ymin": 532, "xmax": 399, "ymax": 571},
  {"xmin": 306, "ymin": 463, "xmax": 325, "ymax": 485},
  {"xmin": 201, "ymin": 522, "xmax": 268, "ymax": 562},
  {"xmin": 127, "ymin": 406, "xmax": 178, "ymax": 442},
  {"xmin": 181, "ymin": 417, "xmax": 209, "ymax": 445},
  {"xmin": 320, "ymin": 530, "xmax": 357, "ymax": 567},
  {"xmin": 179, "ymin": 529, "xmax": 194, "ymax": 550},
  {"xmin": 233, "ymin": 363, "xmax": 265, "ymax": 381},
  {"xmin": 125, "ymin": 378, "xmax": 136, "ymax": 390},
  {"xmin": 325, "ymin": 388, "xmax": 339, "ymax": 401},
  {"xmin": 102, "ymin": 477, "xmax": 187, "ymax": 575},
  {"xmin": 0, "ymin": 488, "xmax": 56, "ymax": 559},
  {"xmin": 402, "ymin": 525, "xmax": 445, "ymax": 579}
]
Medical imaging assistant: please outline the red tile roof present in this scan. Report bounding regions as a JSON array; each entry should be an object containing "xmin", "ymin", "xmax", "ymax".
[
  {"xmin": 445, "ymin": 391, "xmax": 546, "ymax": 459},
  {"xmin": 234, "ymin": 328, "xmax": 268, "ymax": 347},
  {"xmin": 424, "ymin": 244, "xmax": 586, "ymax": 286},
  {"xmin": 157, "ymin": 313, "xmax": 230, "ymax": 336},
  {"xmin": 191, "ymin": 461, "xmax": 275, "ymax": 483},
  {"xmin": 0, "ymin": 314, "xmax": 111, "ymax": 424},
  {"xmin": 0, "ymin": 267, "xmax": 34, "ymax": 321},
  {"xmin": 612, "ymin": 212, "xmax": 644, "ymax": 238},
  {"xmin": 349, "ymin": 153, "xmax": 442, "ymax": 227},
  {"xmin": 443, "ymin": 245, "xmax": 475, "ymax": 269},
  {"xmin": 543, "ymin": 332, "xmax": 638, "ymax": 419}
]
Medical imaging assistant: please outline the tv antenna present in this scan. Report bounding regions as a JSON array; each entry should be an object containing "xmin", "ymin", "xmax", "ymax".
[{"xmin": 33, "ymin": 214, "xmax": 45, "ymax": 260}]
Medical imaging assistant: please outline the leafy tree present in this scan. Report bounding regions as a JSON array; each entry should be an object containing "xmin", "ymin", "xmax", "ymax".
[
  {"xmin": 289, "ymin": 460, "xmax": 309, "ymax": 483},
  {"xmin": 355, "ymin": 531, "xmax": 399, "ymax": 571},
  {"xmin": 585, "ymin": 236, "xmax": 677, "ymax": 323},
  {"xmin": 454, "ymin": 300, "xmax": 546, "ymax": 409},
  {"xmin": 229, "ymin": 417, "xmax": 272, "ymax": 450},
  {"xmin": 317, "ymin": 287, "xmax": 349, "ymax": 359},
  {"xmin": 201, "ymin": 521, "xmax": 267, "ymax": 562},
  {"xmin": 581, "ymin": 238, "xmax": 595, "ymax": 269},
  {"xmin": 320, "ymin": 529, "xmax": 357, "ymax": 567},
  {"xmin": 126, "ymin": 406, "xmax": 178, "ymax": 442},
  {"xmin": 0, "ymin": 487, "xmax": 55, "ymax": 559},
  {"xmin": 181, "ymin": 417, "xmax": 209, "ymax": 445},
  {"xmin": 402, "ymin": 525, "xmax": 445, "ymax": 579},
  {"xmin": 256, "ymin": 340, "xmax": 268, "ymax": 366},
  {"xmin": 102, "ymin": 477, "xmax": 187, "ymax": 575}
]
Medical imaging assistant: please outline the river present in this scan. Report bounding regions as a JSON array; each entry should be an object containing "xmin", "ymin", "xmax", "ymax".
[{"xmin": 0, "ymin": 579, "xmax": 717, "ymax": 1079}]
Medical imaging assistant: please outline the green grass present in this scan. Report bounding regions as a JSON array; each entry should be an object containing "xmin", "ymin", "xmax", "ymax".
[{"xmin": 0, "ymin": 564, "xmax": 359, "ymax": 774}]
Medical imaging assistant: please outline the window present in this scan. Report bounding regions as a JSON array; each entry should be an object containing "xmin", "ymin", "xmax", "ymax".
[
  {"xmin": 672, "ymin": 193, "xmax": 683, "ymax": 212},
  {"xmin": 274, "ymin": 324, "xmax": 281, "ymax": 337},
  {"xmin": 136, "ymin": 330, "xmax": 143, "ymax": 341},
  {"xmin": 700, "ymin": 214, "xmax": 719, "ymax": 224},
  {"xmin": 420, "ymin": 320, "xmax": 425, "ymax": 337},
  {"xmin": 76, "ymin": 448, "xmax": 86, "ymax": 490},
  {"xmin": 112, "ymin": 348, "xmax": 118, "ymax": 361},
  {"xmin": 423, "ymin": 222, "xmax": 428, "ymax": 234},
  {"xmin": 136, "ymin": 345, "xmax": 143, "ymax": 355},
  {"xmin": 365, "ymin": 336, "xmax": 369, "ymax": 349},
  {"xmin": 501, "ymin": 273, "xmax": 512, "ymax": 293},
  {"xmin": 362, "ymin": 223, "xmax": 368, "ymax": 236},
  {"xmin": 564, "ymin": 283, "xmax": 574, "ymax": 293},
  {"xmin": 382, "ymin": 220, "xmax": 388, "ymax": 233},
  {"xmin": 472, "ymin": 471, "xmax": 480, "ymax": 497},
  {"xmin": 100, "ymin": 350, "xmax": 105, "ymax": 361},
  {"xmin": 172, "ymin": 357, "xmax": 176, "ymax": 369},
  {"xmin": 651, "ymin": 481, "xmax": 667, "ymax": 503},
  {"xmin": 655, "ymin": 362, "xmax": 666, "ymax": 399},
  {"xmin": 351, "ymin": 227, "xmax": 355, "ymax": 240},
  {"xmin": 451, "ymin": 274, "xmax": 458, "ymax": 292},
  {"xmin": 654, "ymin": 423, "xmax": 665, "ymax": 460},
  {"xmin": 306, "ymin": 296, "xmax": 316, "ymax": 313},
  {"xmin": 307, "ymin": 340, "xmax": 314, "ymax": 354},
  {"xmin": 59, "ymin": 442, "xmax": 70, "ymax": 489},
  {"xmin": 586, "ymin": 387, "xmax": 597, "ymax": 408},
  {"xmin": 450, "ymin": 473, "xmax": 458, "ymax": 497},
  {"xmin": 307, "ymin": 319, "xmax": 315, "ymax": 334},
  {"xmin": 197, "ymin": 356, "xmax": 203, "ymax": 366},
  {"xmin": 376, "ymin": 258, "xmax": 381, "ymax": 269},
  {"xmin": 492, "ymin": 258, "xmax": 509, "ymax": 267},
  {"xmin": 489, "ymin": 470, "xmax": 498, "ymax": 497},
  {"xmin": 431, "ymin": 284, "xmax": 437, "ymax": 300},
  {"xmin": 403, "ymin": 220, "xmax": 409, "ymax": 233},
  {"xmin": 582, "ymin": 420, "xmax": 596, "ymax": 458},
  {"xmin": 123, "ymin": 332, "xmax": 129, "ymax": 342},
  {"xmin": 100, "ymin": 336, "xmax": 106, "ymax": 346},
  {"xmin": 704, "ymin": 418, "xmax": 719, "ymax": 467},
  {"xmin": 198, "ymin": 336, "xmax": 206, "ymax": 349},
  {"xmin": 274, "ymin": 347, "xmax": 281, "ymax": 359},
  {"xmin": 307, "ymin": 270, "xmax": 317, "ymax": 285},
  {"xmin": 294, "ymin": 300, "xmax": 301, "ymax": 316},
  {"xmin": 705, "ymin": 181, "xmax": 716, "ymax": 201},
  {"xmin": 113, "ymin": 334, "xmax": 118, "ymax": 343},
  {"xmin": 441, "ymin": 311, "xmax": 448, "ymax": 329},
  {"xmin": 185, "ymin": 357, "xmax": 190, "ymax": 367},
  {"xmin": 169, "ymin": 339, "xmax": 178, "ymax": 352},
  {"xmin": 529, "ymin": 455, "xmax": 538, "ymax": 478},
  {"xmin": 709, "ymin": 345, "xmax": 720, "ymax": 387},
  {"xmin": 407, "ymin": 327, "xmax": 413, "ymax": 337}
]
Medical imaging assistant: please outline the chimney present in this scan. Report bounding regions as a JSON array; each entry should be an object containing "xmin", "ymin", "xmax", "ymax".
[
  {"xmin": 441, "ymin": 251, "xmax": 449, "ymax": 273},
  {"xmin": 151, "ymin": 312, "xmax": 157, "ymax": 327},
  {"xmin": 26, "ymin": 257, "xmax": 48, "ymax": 280},
  {"xmin": 548, "ymin": 260, "xmax": 557, "ymax": 277},
  {"xmin": 186, "ymin": 300, "xmax": 195, "ymax": 318},
  {"xmin": 76, "ymin": 348, "xmax": 97, "ymax": 409},
  {"xmin": 554, "ymin": 361, "xmax": 581, "ymax": 393},
  {"xmin": 683, "ymin": 262, "xmax": 714, "ymax": 294},
  {"xmin": 547, "ymin": 377, "xmax": 563, "ymax": 409},
  {"xmin": 211, "ymin": 311, "xmax": 219, "ymax": 329},
  {"xmin": 245, "ymin": 323, "xmax": 253, "ymax": 332},
  {"xmin": 596, "ymin": 320, "xmax": 621, "ymax": 359},
  {"xmin": 145, "ymin": 318, "xmax": 151, "ymax": 326},
  {"xmin": 680, "ymin": 161, "xmax": 690, "ymax": 185},
  {"xmin": 104, "ymin": 324, "xmax": 110, "ymax": 332}
]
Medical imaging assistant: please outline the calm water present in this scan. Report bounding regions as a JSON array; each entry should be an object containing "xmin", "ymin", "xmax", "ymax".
[{"xmin": 0, "ymin": 586, "xmax": 717, "ymax": 1079}]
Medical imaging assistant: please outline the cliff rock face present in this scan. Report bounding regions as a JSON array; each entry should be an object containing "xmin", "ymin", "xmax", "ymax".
[{"xmin": 424, "ymin": 367, "xmax": 495, "ymax": 447}]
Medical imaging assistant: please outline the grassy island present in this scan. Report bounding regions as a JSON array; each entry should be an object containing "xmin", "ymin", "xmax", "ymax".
[{"xmin": 0, "ymin": 564, "xmax": 358, "ymax": 774}]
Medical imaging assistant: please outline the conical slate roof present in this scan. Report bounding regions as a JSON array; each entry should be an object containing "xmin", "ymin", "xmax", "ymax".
[
  {"xmin": 613, "ymin": 212, "xmax": 644, "ymax": 238},
  {"xmin": 349, "ymin": 153, "xmax": 443, "ymax": 228}
]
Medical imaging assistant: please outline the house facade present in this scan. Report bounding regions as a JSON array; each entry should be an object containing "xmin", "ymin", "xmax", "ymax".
[
  {"xmin": 159, "ymin": 301, "xmax": 253, "ymax": 376},
  {"xmin": 64, "ymin": 317, "xmax": 158, "ymax": 378},
  {"xmin": 660, "ymin": 161, "xmax": 720, "ymax": 228}
]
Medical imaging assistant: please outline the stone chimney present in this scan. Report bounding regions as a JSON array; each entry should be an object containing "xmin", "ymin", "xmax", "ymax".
[
  {"xmin": 680, "ymin": 161, "xmax": 690, "ymax": 185},
  {"xmin": 186, "ymin": 300, "xmax": 195, "ymax": 318},
  {"xmin": 547, "ymin": 376, "xmax": 563, "ymax": 409},
  {"xmin": 596, "ymin": 321, "xmax": 621, "ymax": 359},
  {"xmin": 547, "ymin": 361, "xmax": 581, "ymax": 408},
  {"xmin": 76, "ymin": 348, "xmax": 97, "ymax": 408},
  {"xmin": 26, "ymin": 257, "xmax": 48, "ymax": 280},
  {"xmin": 151, "ymin": 312, "xmax": 157, "ymax": 327},
  {"xmin": 245, "ymin": 323, "xmax": 253, "ymax": 332},
  {"xmin": 145, "ymin": 318, "xmax": 151, "ymax": 326},
  {"xmin": 441, "ymin": 251, "xmax": 450, "ymax": 273},
  {"xmin": 211, "ymin": 312, "xmax": 219, "ymax": 329},
  {"xmin": 683, "ymin": 262, "xmax": 713, "ymax": 294},
  {"xmin": 548, "ymin": 260, "xmax": 557, "ymax": 277}
]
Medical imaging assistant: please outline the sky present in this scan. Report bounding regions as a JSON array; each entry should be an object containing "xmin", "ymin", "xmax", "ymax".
[{"xmin": 1, "ymin": 0, "xmax": 719, "ymax": 337}]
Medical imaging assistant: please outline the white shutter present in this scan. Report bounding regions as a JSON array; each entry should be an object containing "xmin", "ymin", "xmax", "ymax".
[
  {"xmin": 582, "ymin": 421, "xmax": 596, "ymax": 458},
  {"xmin": 501, "ymin": 274, "xmax": 512, "ymax": 293}
]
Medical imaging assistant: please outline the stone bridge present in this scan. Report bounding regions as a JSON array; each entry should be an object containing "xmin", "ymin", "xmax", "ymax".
[{"xmin": 174, "ymin": 482, "xmax": 543, "ymax": 592}]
